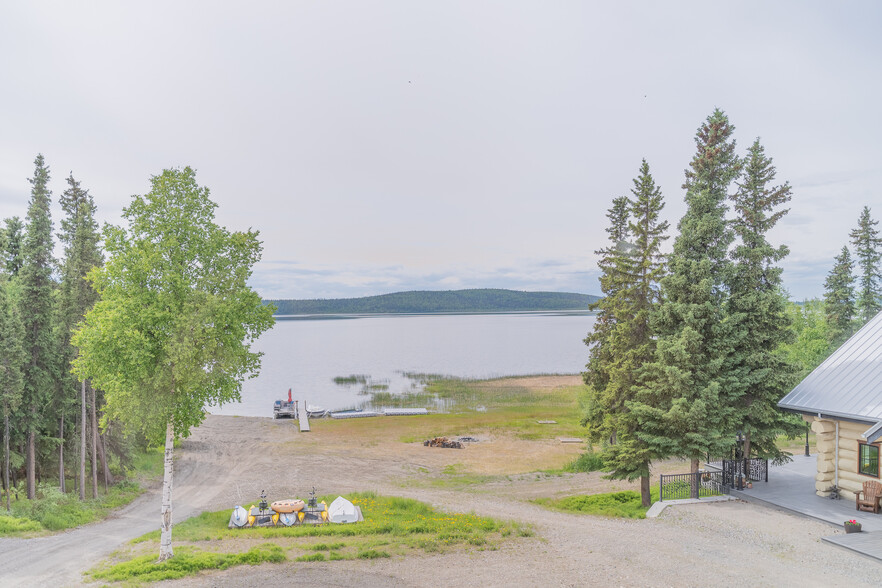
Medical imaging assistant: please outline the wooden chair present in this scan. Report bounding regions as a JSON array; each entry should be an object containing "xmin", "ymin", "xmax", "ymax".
[{"xmin": 855, "ymin": 480, "xmax": 882, "ymax": 514}]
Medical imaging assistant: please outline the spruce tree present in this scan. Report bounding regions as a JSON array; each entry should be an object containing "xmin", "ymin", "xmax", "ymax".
[
  {"xmin": 0, "ymin": 280, "xmax": 25, "ymax": 512},
  {"xmin": 726, "ymin": 138, "xmax": 799, "ymax": 459},
  {"xmin": 583, "ymin": 160, "xmax": 668, "ymax": 507},
  {"xmin": 19, "ymin": 154, "xmax": 57, "ymax": 499},
  {"xmin": 3, "ymin": 217, "xmax": 24, "ymax": 276},
  {"xmin": 57, "ymin": 173, "xmax": 103, "ymax": 497},
  {"xmin": 823, "ymin": 246, "xmax": 856, "ymax": 348},
  {"xmin": 583, "ymin": 196, "xmax": 631, "ymax": 396},
  {"xmin": 849, "ymin": 206, "xmax": 882, "ymax": 323},
  {"xmin": 632, "ymin": 109, "xmax": 740, "ymax": 478}
]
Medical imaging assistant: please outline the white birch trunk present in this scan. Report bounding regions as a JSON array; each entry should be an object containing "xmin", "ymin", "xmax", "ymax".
[
  {"xmin": 158, "ymin": 419, "xmax": 175, "ymax": 561},
  {"xmin": 79, "ymin": 380, "xmax": 85, "ymax": 501}
]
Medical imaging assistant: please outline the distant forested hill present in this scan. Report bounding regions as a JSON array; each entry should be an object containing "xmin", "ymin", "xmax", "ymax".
[{"xmin": 265, "ymin": 289, "xmax": 600, "ymax": 315}]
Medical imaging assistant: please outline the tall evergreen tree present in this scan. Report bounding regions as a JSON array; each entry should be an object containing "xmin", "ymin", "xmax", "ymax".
[
  {"xmin": 3, "ymin": 217, "xmax": 24, "ymax": 276},
  {"xmin": 583, "ymin": 160, "xmax": 668, "ymax": 507},
  {"xmin": 57, "ymin": 173, "xmax": 103, "ymax": 497},
  {"xmin": 726, "ymin": 138, "xmax": 799, "ymax": 459},
  {"xmin": 849, "ymin": 206, "xmax": 882, "ymax": 323},
  {"xmin": 823, "ymin": 246, "xmax": 856, "ymax": 348},
  {"xmin": 632, "ymin": 109, "xmax": 741, "ymax": 477},
  {"xmin": 0, "ymin": 280, "xmax": 25, "ymax": 511},
  {"xmin": 583, "ymin": 196, "xmax": 631, "ymax": 396},
  {"xmin": 19, "ymin": 154, "xmax": 57, "ymax": 499}
]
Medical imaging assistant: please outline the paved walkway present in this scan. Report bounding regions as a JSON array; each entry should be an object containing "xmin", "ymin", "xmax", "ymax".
[{"xmin": 728, "ymin": 454, "xmax": 882, "ymax": 560}]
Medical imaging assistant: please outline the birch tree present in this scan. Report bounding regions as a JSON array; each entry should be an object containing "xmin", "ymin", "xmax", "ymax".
[{"xmin": 72, "ymin": 167, "xmax": 274, "ymax": 561}]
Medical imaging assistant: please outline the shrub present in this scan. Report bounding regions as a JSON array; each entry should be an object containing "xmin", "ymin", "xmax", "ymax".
[{"xmin": 564, "ymin": 451, "xmax": 605, "ymax": 473}]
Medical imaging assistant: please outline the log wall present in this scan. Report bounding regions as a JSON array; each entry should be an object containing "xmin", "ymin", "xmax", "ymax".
[{"xmin": 810, "ymin": 417, "xmax": 879, "ymax": 500}]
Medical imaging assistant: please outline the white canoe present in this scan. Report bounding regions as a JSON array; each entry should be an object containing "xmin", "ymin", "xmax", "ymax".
[
  {"xmin": 328, "ymin": 496, "xmax": 359, "ymax": 523},
  {"xmin": 228, "ymin": 505, "xmax": 249, "ymax": 528}
]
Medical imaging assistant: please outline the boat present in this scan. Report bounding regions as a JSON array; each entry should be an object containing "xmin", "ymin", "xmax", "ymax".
[
  {"xmin": 228, "ymin": 505, "xmax": 249, "ymax": 528},
  {"xmin": 306, "ymin": 404, "xmax": 328, "ymax": 418},
  {"xmin": 273, "ymin": 388, "xmax": 298, "ymax": 419},
  {"xmin": 328, "ymin": 496, "xmax": 359, "ymax": 523},
  {"xmin": 271, "ymin": 499, "xmax": 305, "ymax": 513}
]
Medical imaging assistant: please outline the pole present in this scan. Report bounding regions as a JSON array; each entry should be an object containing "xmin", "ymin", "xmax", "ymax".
[{"xmin": 805, "ymin": 423, "xmax": 810, "ymax": 457}]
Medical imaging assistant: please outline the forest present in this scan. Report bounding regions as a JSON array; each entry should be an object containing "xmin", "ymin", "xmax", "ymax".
[
  {"xmin": 266, "ymin": 289, "xmax": 600, "ymax": 315},
  {"xmin": 582, "ymin": 109, "xmax": 882, "ymax": 508}
]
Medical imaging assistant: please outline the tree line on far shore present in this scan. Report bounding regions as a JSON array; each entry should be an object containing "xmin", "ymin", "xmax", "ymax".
[
  {"xmin": 267, "ymin": 289, "xmax": 600, "ymax": 315},
  {"xmin": 583, "ymin": 108, "xmax": 882, "ymax": 507}
]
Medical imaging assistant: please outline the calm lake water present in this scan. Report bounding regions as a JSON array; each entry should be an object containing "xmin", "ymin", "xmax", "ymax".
[{"xmin": 211, "ymin": 311, "xmax": 596, "ymax": 417}]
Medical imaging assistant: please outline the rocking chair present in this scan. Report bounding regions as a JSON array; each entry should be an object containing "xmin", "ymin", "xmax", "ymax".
[{"xmin": 855, "ymin": 480, "xmax": 882, "ymax": 514}]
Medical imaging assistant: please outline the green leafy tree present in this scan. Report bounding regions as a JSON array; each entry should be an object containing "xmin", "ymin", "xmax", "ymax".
[
  {"xmin": 849, "ymin": 206, "xmax": 881, "ymax": 323},
  {"xmin": 19, "ymin": 154, "xmax": 57, "ymax": 500},
  {"xmin": 72, "ymin": 167, "xmax": 275, "ymax": 561},
  {"xmin": 632, "ymin": 109, "xmax": 741, "ymax": 478},
  {"xmin": 780, "ymin": 300, "xmax": 830, "ymax": 377},
  {"xmin": 583, "ymin": 160, "xmax": 669, "ymax": 507},
  {"xmin": 823, "ymin": 246, "xmax": 856, "ymax": 348},
  {"xmin": 57, "ymin": 173, "xmax": 103, "ymax": 498},
  {"xmin": 726, "ymin": 139, "xmax": 799, "ymax": 459},
  {"xmin": 3, "ymin": 217, "xmax": 24, "ymax": 276},
  {"xmin": 0, "ymin": 279, "xmax": 25, "ymax": 512}
]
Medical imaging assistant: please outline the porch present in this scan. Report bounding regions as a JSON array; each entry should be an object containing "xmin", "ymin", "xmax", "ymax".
[{"xmin": 727, "ymin": 454, "xmax": 882, "ymax": 560}]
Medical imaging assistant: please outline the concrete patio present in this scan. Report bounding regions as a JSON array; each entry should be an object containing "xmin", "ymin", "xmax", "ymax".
[{"xmin": 728, "ymin": 453, "xmax": 882, "ymax": 560}]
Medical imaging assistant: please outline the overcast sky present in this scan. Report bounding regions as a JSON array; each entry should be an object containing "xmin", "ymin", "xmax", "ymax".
[{"xmin": 1, "ymin": 1, "xmax": 880, "ymax": 300}]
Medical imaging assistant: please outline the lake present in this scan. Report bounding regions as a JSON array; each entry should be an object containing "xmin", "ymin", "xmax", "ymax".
[{"xmin": 211, "ymin": 311, "xmax": 596, "ymax": 417}]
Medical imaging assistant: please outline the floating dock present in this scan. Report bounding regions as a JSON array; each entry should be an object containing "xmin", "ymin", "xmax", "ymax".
[
  {"xmin": 330, "ymin": 410, "xmax": 382, "ymax": 419},
  {"xmin": 298, "ymin": 400, "xmax": 310, "ymax": 432},
  {"xmin": 384, "ymin": 408, "xmax": 428, "ymax": 416}
]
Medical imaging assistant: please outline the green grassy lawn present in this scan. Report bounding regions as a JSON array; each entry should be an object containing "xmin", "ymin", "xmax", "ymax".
[
  {"xmin": 534, "ymin": 487, "xmax": 662, "ymax": 519},
  {"xmin": 89, "ymin": 492, "xmax": 532, "ymax": 584},
  {"xmin": 0, "ymin": 446, "xmax": 164, "ymax": 537}
]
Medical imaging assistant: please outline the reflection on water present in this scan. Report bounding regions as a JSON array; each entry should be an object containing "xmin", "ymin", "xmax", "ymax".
[{"xmin": 209, "ymin": 311, "xmax": 595, "ymax": 417}]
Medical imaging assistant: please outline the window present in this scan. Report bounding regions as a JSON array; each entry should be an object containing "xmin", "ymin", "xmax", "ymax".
[{"xmin": 859, "ymin": 443, "xmax": 879, "ymax": 477}]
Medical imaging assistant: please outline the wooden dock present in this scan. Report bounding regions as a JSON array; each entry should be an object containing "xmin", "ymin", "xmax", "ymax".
[{"xmin": 298, "ymin": 401, "xmax": 310, "ymax": 432}]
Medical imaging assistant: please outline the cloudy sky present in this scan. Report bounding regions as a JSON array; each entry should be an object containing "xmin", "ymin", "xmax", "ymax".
[{"xmin": 1, "ymin": 1, "xmax": 879, "ymax": 300}]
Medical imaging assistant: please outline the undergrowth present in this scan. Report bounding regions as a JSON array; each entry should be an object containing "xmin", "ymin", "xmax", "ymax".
[
  {"xmin": 90, "ymin": 543, "xmax": 284, "ymax": 583},
  {"xmin": 534, "ymin": 488, "xmax": 660, "ymax": 519},
  {"xmin": 0, "ymin": 446, "xmax": 162, "ymax": 536}
]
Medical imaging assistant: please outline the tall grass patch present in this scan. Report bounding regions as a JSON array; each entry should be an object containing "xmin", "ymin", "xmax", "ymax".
[
  {"xmin": 535, "ymin": 488, "xmax": 660, "ymax": 519},
  {"xmin": 89, "ymin": 543, "xmax": 284, "ymax": 583}
]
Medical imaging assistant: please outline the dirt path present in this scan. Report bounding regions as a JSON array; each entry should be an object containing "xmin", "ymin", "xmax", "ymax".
[{"xmin": 2, "ymin": 414, "xmax": 880, "ymax": 587}]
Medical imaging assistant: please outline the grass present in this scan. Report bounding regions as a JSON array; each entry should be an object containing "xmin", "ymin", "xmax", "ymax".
[
  {"xmin": 322, "ymin": 376, "xmax": 587, "ymax": 445},
  {"xmin": 534, "ymin": 487, "xmax": 661, "ymax": 519},
  {"xmin": 90, "ymin": 543, "xmax": 285, "ymax": 583},
  {"xmin": 94, "ymin": 492, "xmax": 530, "ymax": 584},
  {"xmin": 562, "ymin": 450, "xmax": 605, "ymax": 473},
  {"xmin": 0, "ymin": 446, "xmax": 163, "ymax": 537}
]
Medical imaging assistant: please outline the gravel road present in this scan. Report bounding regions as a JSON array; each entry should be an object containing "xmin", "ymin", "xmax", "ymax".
[{"xmin": 1, "ymin": 414, "xmax": 879, "ymax": 587}]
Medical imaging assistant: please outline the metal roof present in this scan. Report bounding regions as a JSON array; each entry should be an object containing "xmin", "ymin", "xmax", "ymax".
[{"xmin": 778, "ymin": 310, "xmax": 882, "ymax": 424}]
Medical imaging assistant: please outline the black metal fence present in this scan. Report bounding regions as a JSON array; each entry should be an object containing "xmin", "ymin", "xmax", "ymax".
[
  {"xmin": 659, "ymin": 458, "xmax": 769, "ymax": 501},
  {"xmin": 659, "ymin": 470, "xmax": 725, "ymax": 501},
  {"xmin": 721, "ymin": 458, "xmax": 768, "ymax": 490}
]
